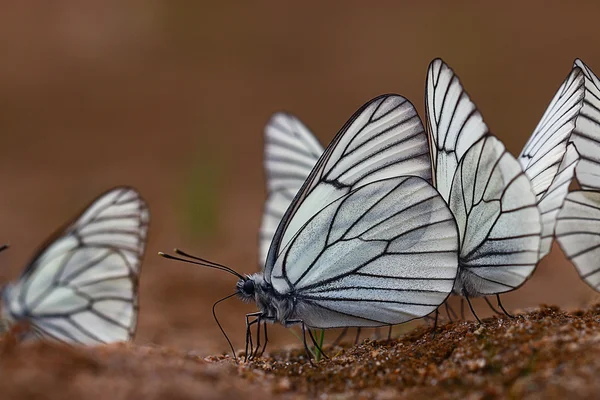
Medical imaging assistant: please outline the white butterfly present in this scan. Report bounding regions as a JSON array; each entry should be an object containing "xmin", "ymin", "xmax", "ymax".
[
  {"xmin": 556, "ymin": 59, "xmax": 600, "ymax": 290},
  {"xmin": 0, "ymin": 187, "xmax": 149, "ymax": 344},
  {"xmin": 425, "ymin": 59, "xmax": 542, "ymax": 299},
  {"xmin": 166, "ymin": 95, "xmax": 459, "ymax": 361}
]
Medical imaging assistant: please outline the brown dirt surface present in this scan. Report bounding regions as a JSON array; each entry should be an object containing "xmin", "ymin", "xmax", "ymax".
[{"xmin": 3, "ymin": 304, "xmax": 600, "ymax": 400}]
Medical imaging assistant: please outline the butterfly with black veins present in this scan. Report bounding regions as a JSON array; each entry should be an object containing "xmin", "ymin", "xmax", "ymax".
[
  {"xmin": 0, "ymin": 187, "xmax": 149, "ymax": 344},
  {"xmin": 556, "ymin": 59, "xmax": 600, "ymax": 291},
  {"xmin": 161, "ymin": 94, "xmax": 460, "ymax": 363},
  {"xmin": 425, "ymin": 59, "xmax": 555, "ymax": 318}
]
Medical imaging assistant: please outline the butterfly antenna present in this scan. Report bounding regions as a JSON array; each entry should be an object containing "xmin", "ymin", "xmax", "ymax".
[
  {"xmin": 173, "ymin": 248, "xmax": 246, "ymax": 280},
  {"xmin": 0, "ymin": 244, "xmax": 9, "ymax": 253},
  {"xmin": 213, "ymin": 292, "xmax": 239, "ymax": 362},
  {"xmin": 158, "ymin": 251, "xmax": 245, "ymax": 280}
]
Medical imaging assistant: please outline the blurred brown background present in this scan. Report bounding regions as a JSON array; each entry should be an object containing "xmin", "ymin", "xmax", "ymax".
[{"xmin": 0, "ymin": 1, "xmax": 599, "ymax": 355}]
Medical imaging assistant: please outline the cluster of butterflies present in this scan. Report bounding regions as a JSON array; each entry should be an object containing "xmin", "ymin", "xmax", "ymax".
[{"xmin": 2, "ymin": 58, "xmax": 600, "ymax": 363}]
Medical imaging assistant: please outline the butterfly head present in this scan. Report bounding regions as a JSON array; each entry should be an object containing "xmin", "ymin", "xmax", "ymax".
[{"xmin": 236, "ymin": 273, "xmax": 265, "ymax": 303}]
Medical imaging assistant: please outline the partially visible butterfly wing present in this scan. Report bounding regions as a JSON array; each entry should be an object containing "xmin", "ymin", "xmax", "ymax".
[
  {"xmin": 571, "ymin": 59, "xmax": 600, "ymax": 190},
  {"xmin": 536, "ymin": 144, "xmax": 579, "ymax": 258},
  {"xmin": 556, "ymin": 190, "xmax": 600, "ymax": 290},
  {"xmin": 270, "ymin": 176, "xmax": 458, "ymax": 327},
  {"xmin": 265, "ymin": 95, "xmax": 432, "ymax": 279},
  {"xmin": 1, "ymin": 187, "xmax": 149, "ymax": 344},
  {"xmin": 519, "ymin": 67, "xmax": 583, "ymax": 198},
  {"xmin": 449, "ymin": 136, "xmax": 541, "ymax": 295},
  {"xmin": 259, "ymin": 113, "xmax": 323, "ymax": 266},
  {"xmin": 518, "ymin": 68, "xmax": 584, "ymax": 259},
  {"xmin": 426, "ymin": 58, "xmax": 488, "ymax": 201}
]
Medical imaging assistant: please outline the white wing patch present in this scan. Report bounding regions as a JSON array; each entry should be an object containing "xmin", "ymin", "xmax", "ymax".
[
  {"xmin": 1, "ymin": 187, "xmax": 149, "ymax": 344},
  {"xmin": 260, "ymin": 113, "xmax": 323, "ymax": 266},
  {"xmin": 270, "ymin": 176, "xmax": 458, "ymax": 328},
  {"xmin": 265, "ymin": 95, "xmax": 432, "ymax": 276}
]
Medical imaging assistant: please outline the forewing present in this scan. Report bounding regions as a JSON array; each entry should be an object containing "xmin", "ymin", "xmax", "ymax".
[
  {"xmin": 1, "ymin": 187, "xmax": 149, "ymax": 344},
  {"xmin": 270, "ymin": 176, "xmax": 459, "ymax": 327},
  {"xmin": 425, "ymin": 58, "xmax": 488, "ymax": 201},
  {"xmin": 449, "ymin": 136, "xmax": 541, "ymax": 295},
  {"xmin": 571, "ymin": 59, "xmax": 600, "ymax": 190},
  {"xmin": 259, "ymin": 113, "xmax": 323, "ymax": 266},
  {"xmin": 519, "ymin": 67, "xmax": 584, "ymax": 199},
  {"xmin": 556, "ymin": 190, "xmax": 600, "ymax": 290},
  {"xmin": 265, "ymin": 95, "xmax": 432, "ymax": 278}
]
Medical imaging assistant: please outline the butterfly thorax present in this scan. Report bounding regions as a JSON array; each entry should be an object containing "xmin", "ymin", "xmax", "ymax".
[{"xmin": 236, "ymin": 273, "xmax": 296, "ymax": 324}]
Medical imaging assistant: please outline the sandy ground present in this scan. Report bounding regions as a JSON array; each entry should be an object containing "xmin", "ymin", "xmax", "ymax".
[
  {"xmin": 3, "ymin": 305, "xmax": 600, "ymax": 399},
  {"xmin": 1, "ymin": 2, "xmax": 600, "ymax": 398}
]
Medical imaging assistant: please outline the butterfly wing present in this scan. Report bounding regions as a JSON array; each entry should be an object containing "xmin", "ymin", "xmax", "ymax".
[
  {"xmin": 555, "ymin": 60, "xmax": 600, "ymax": 291},
  {"xmin": 449, "ymin": 136, "xmax": 542, "ymax": 295},
  {"xmin": 265, "ymin": 95, "xmax": 432, "ymax": 276},
  {"xmin": 1, "ymin": 187, "xmax": 149, "ymax": 344},
  {"xmin": 270, "ymin": 176, "xmax": 458, "ymax": 327},
  {"xmin": 426, "ymin": 58, "xmax": 488, "ymax": 201},
  {"xmin": 425, "ymin": 59, "xmax": 542, "ymax": 296},
  {"xmin": 518, "ymin": 68, "xmax": 584, "ymax": 259},
  {"xmin": 259, "ymin": 113, "xmax": 323, "ymax": 266},
  {"xmin": 570, "ymin": 59, "xmax": 600, "ymax": 190},
  {"xmin": 556, "ymin": 190, "xmax": 600, "ymax": 290}
]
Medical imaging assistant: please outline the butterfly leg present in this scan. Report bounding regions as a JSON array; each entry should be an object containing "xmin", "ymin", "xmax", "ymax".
[
  {"xmin": 251, "ymin": 316, "xmax": 262, "ymax": 360},
  {"xmin": 306, "ymin": 328, "xmax": 329, "ymax": 360},
  {"xmin": 354, "ymin": 328, "xmax": 362, "ymax": 345},
  {"xmin": 257, "ymin": 318, "xmax": 270, "ymax": 358},
  {"xmin": 244, "ymin": 312, "xmax": 261, "ymax": 362},
  {"xmin": 430, "ymin": 308, "xmax": 439, "ymax": 338},
  {"xmin": 463, "ymin": 293, "xmax": 482, "ymax": 324},
  {"xmin": 484, "ymin": 296, "xmax": 502, "ymax": 316},
  {"xmin": 444, "ymin": 302, "xmax": 455, "ymax": 322},
  {"xmin": 387, "ymin": 325, "xmax": 393, "ymax": 341},
  {"xmin": 496, "ymin": 294, "xmax": 514, "ymax": 318},
  {"xmin": 461, "ymin": 298, "xmax": 465, "ymax": 320},
  {"xmin": 284, "ymin": 319, "xmax": 315, "ymax": 366},
  {"xmin": 331, "ymin": 327, "xmax": 349, "ymax": 347}
]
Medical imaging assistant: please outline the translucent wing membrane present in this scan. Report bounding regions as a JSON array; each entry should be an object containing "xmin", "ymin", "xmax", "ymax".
[
  {"xmin": 260, "ymin": 113, "xmax": 323, "ymax": 267},
  {"xmin": 270, "ymin": 176, "xmax": 459, "ymax": 328},
  {"xmin": 1, "ymin": 187, "xmax": 149, "ymax": 344},
  {"xmin": 265, "ymin": 95, "xmax": 432, "ymax": 277},
  {"xmin": 571, "ymin": 59, "xmax": 600, "ymax": 190},
  {"xmin": 556, "ymin": 191, "xmax": 600, "ymax": 290},
  {"xmin": 425, "ymin": 59, "xmax": 541, "ymax": 296},
  {"xmin": 518, "ymin": 68, "xmax": 584, "ymax": 259},
  {"xmin": 449, "ymin": 136, "xmax": 541, "ymax": 295}
]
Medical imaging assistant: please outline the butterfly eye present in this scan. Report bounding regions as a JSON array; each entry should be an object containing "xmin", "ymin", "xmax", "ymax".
[{"xmin": 243, "ymin": 280, "xmax": 255, "ymax": 295}]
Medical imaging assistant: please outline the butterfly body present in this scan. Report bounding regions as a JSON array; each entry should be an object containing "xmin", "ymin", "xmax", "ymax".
[{"xmin": 237, "ymin": 273, "xmax": 296, "ymax": 325}]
